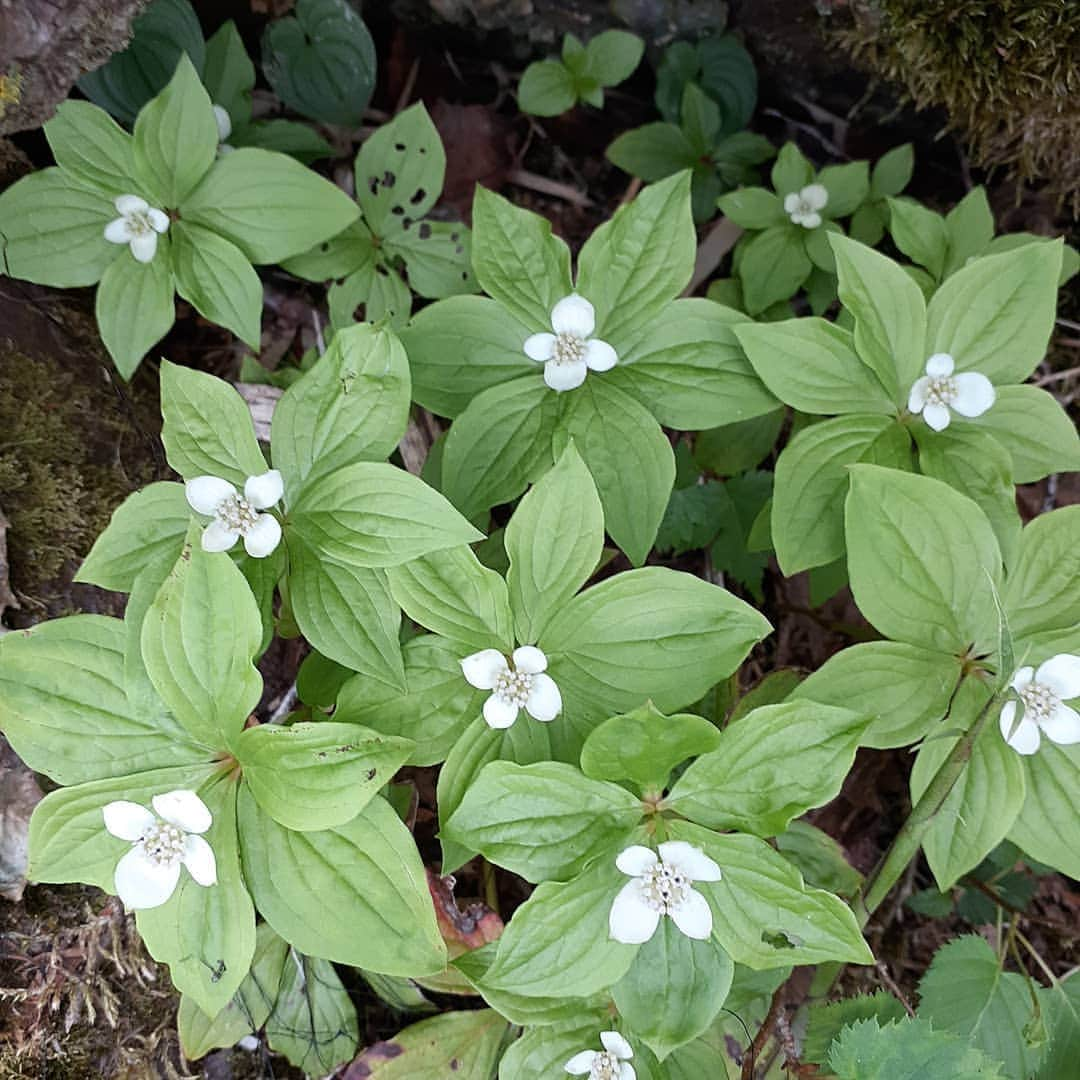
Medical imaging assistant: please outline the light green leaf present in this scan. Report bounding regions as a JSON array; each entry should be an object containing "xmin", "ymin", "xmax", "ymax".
[
  {"xmin": 389, "ymin": 218, "xmax": 476, "ymax": 299},
  {"xmin": 737, "ymin": 224, "xmax": 812, "ymax": 314},
  {"xmin": 203, "ymin": 21, "xmax": 255, "ymax": 127},
  {"xmin": 584, "ymin": 29, "xmax": 644, "ymax": 85},
  {"xmin": 944, "ymin": 187, "xmax": 995, "ymax": 276},
  {"xmin": 498, "ymin": 1021, "xmax": 626, "ymax": 1080},
  {"xmin": 818, "ymin": 161, "xmax": 869, "ymax": 218},
  {"xmin": 1009, "ymin": 740, "xmax": 1080, "ymax": 880},
  {"xmin": 668, "ymin": 702, "xmax": 867, "ymax": 836},
  {"xmin": 886, "ymin": 197, "xmax": 948, "ymax": 280},
  {"xmin": 235, "ymin": 118, "xmax": 333, "ymax": 162},
  {"xmin": 770, "ymin": 143, "xmax": 814, "ymax": 194},
  {"xmin": 775, "ymin": 821, "xmax": 863, "ymax": 897},
  {"xmin": 236, "ymin": 720, "xmax": 412, "ymax": 831},
  {"xmin": 281, "ymin": 217, "xmax": 374, "ymax": 281},
  {"xmin": 845, "ymin": 465, "xmax": 1001, "ymax": 654},
  {"xmin": 973, "ymin": 384, "xmax": 1080, "ymax": 484},
  {"xmin": 44, "ymin": 100, "xmax": 135, "ymax": 197},
  {"xmin": 804, "ymin": 992, "xmax": 907, "ymax": 1065},
  {"xmin": 352, "ymin": 1010, "xmax": 509, "ymax": 1078},
  {"xmin": 518, "ymin": 60, "xmax": 578, "ymax": 117},
  {"xmin": 1039, "ymin": 971, "xmax": 1080, "ymax": 1080},
  {"xmin": 1004, "ymin": 505, "xmax": 1080, "ymax": 643},
  {"xmin": 606, "ymin": 123, "xmax": 696, "ymax": 182},
  {"xmin": 133, "ymin": 54, "xmax": 218, "ymax": 208},
  {"xmin": 328, "ymin": 259, "xmax": 411, "ymax": 331},
  {"xmin": 871, "ymin": 143, "xmax": 914, "ymax": 198},
  {"xmin": 717, "ymin": 186, "xmax": 786, "ymax": 229}
]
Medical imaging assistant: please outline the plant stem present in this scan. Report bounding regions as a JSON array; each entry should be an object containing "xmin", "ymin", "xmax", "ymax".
[{"xmin": 852, "ymin": 688, "xmax": 998, "ymax": 928}]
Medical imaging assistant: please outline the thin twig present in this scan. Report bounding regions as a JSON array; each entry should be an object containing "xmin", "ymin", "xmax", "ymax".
[
  {"xmin": 506, "ymin": 168, "xmax": 593, "ymax": 207},
  {"xmin": 875, "ymin": 960, "xmax": 916, "ymax": 1017},
  {"xmin": 741, "ymin": 983, "xmax": 784, "ymax": 1080},
  {"xmin": 267, "ymin": 683, "xmax": 299, "ymax": 725},
  {"xmin": 393, "ymin": 58, "xmax": 421, "ymax": 116}
]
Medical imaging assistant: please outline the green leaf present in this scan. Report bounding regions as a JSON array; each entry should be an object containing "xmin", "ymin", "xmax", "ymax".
[
  {"xmin": 182, "ymin": 148, "xmax": 360, "ymax": 264},
  {"xmin": 710, "ymin": 470, "xmax": 773, "ymax": 601},
  {"xmin": 584, "ymin": 29, "xmax": 644, "ymax": 85},
  {"xmin": 0, "ymin": 168, "xmax": 117, "ymax": 288},
  {"xmin": 441, "ymin": 376, "xmax": 560, "ymax": 519},
  {"xmin": 352, "ymin": 1010, "xmax": 509, "ymax": 1078},
  {"xmin": 772, "ymin": 415, "xmax": 911, "ymax": 576},
  {"xmin": 387, "ymin": 544, "xmax": 514, "ymax": 651},
  {"xmin": 655, "ymin": 480, "xmax": 728, "ymax": 556},
  {"xmin": 235, "ymin": 118, "xmax": 333, "ymax": 162},
  {"xmin": 611, "ymin": 298, "xmax": 781, "ymax": 430},
  {"xmin": 542, "ymin": 567, "xmax": 771, "ymax": 718},
  {"xmin": 973, "ymin": 384, "xmax": 1080, "ymax": 484},
  {"xmin": 288, "ymin": 462, "xmax": 482, "ymax": 568},
  {"xmin": 554, "ymin": 378, "xmax": 674, "ymax": 566},
  {"xmin": 518, "ymin": 60, "xmax": 578, "ymax": 116},
  {"xmin": 136, "ymin": 775, "xmax": 256, "ymax": 1016},
  {"xmin": 271, "ymin": 322, "xmax": 411, "ymax": 492},
  {"xmin": 443, "ymin": 760, "xmax": 641, "ymax": 882},
  {"xmin": 203, "ymin": 21, "xmax": 255, "ymax": 127},
  {"xmin": 576, "ymin": 172, "xmax": 695, "ymax": 349},
  {"xmin": 606, "ymin": 123, "xmax": 696, "ymax": 182},
  {"xmin": 918, "ymin": 935, "xmax": 1043, "ymax": 1078},
  {"xmin": 498, "ymin": 1021, "xmax": 633, "ymax": 1080},
  {"xmin": 506, "ymin": 441, "xmax": 604, "ymax": 644},
  {"xmin": 668, "ymin": 701, "xmax": 866, "ymax": 835},
  {"xmin": 612, "ymin": 922, "xmax": 734, "ymax": 1060},
  {"xmin": 717, "ymin": 186, "xmax": 786, "ymax": 229},
  {"xmin": 95, "ymin": 239, "xmax": 175, "ymax": 379},
  {"xmin": 944, "ymin": 187, "xmax": 995, "ymax": 276},
  {"xmin": 775, "ymin": 821, "xmax": 863, "ymax": 897},
  {"xmin": 236, "ymin": 720, "xmax": 412, "ymax": 831},
  {"xmin": 265, "ymin": 952, "xmax": 359, "ymax": 1073},
  {"xmin": 680, "ymin": 81, "xmax": 721, "ymax": 154},
  {"xmin": 328, "ymin": 260, "xmax": 411, "ymax": 331},
  {"xmin": 694, "ymin": 410, "xmax": 784, "ymax": 475},
  {"xmin": 818, "ymin": 161, "xmax": 870, "ymax": 218},
  {"xmin": 845, "ymin": 465, "xmax": 1001, "ymax": 654},
  {"xmin": 171, "ymin": 221, "xmax": 261, "ymax": 348},
  {"xmin": 281, "ymin": 217, "xmax": 374, "ymax": 281},
  {"xmin": 1004, "ymin": 506, "xmax": 1080, "ymax": 642},
  {"xmin": 737, "ymin": 224, "xmax": 812, "ymax": 314},
  {"xmin": 1038, "ymin": 971, "xmax": 1080, "ymax": 1080},
  {"xmin": 75, "ymin": 482, "xmax": 191, "ymax": 591},
  {"xmin": 668, "ymin": 822, "xmax": 874, "ymax": 968},
  {"xmin": 771, "ymin": 142, "xmax": 814, "ymax": 195},
  {"xmin": 389, "ymin": 218, "xmax": 476, "ymax": 299},
  {"xmin": 736, "ymin": 316, "xmax": 893, "ymax": 415},
  {"xmin": 238, "ymin": 787, "xmax": 446, "ymax": 975},
  {"xmin": 44, "ymin": 100, "xmax": 136, "ymax": 197},
  {"xmin": 804, "ymin": 992, "xmax": 906, "ymax": 1065},
  {"xmin": 926, "ymin": 241, "xmax": 1064, "ymax": 383},
  {"xmin": 829, "ymin": 1017, "xmax": 1007, "ymax": 1080},
  {"xmin": 580, "ymin": 702, "xmax": 720, "ymax": 793},
  {"xmin": 159, "ymin": 359, "xmax": 267, "ymax": 485},
  {"xmin": 695, "ymin": 34, "xmax": 758, "ymax": 132},
  {"xmin": 470, "ymin": 186, "xmax": 573, "ymax": 331},
  {"xmin": 792, "ymin": 641, "xmax": 963, "ymax": 749},
  {"xmin": 1009, "ymin": 740, "xmax": 1080, "ymax": 880},
  {"xmin": 871, "ymin": 143, "xmax": 914, "ymax": 198},
  {"xmin": 354, "ymin": 102, "xmax": 445, "ymax": 237},
  {"xmin": 260, "ymin": 0, "xmax": 376, "ymax": 126},
  {"xmin": 887, "ymin": 197, "xmax": 949, "ymax": 280}
]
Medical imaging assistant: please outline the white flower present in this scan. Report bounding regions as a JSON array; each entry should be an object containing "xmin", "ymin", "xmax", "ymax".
[
  {"xmin": 783, "ymin": 183, "xmax": 828, "ymax": 228},
  {"xmin": 523, "ymin": 293, "xmax": 618, "ymax": 393},
  {"xmin": 907, "ymin": 352, "xmax": 995, "ymax": 431},
  {"xmin": 104, "ymin": 194, "xmax": 170, "ymax": 263},
  {"xmin": 102, "ymin": 790, "xmax": 217, "ymax": 910},
  {"xmin": 213, "ymin": 104, "xmax": 236, "ymax": 154},
  {"xmin": 609, "ymin": 841, "xmax": 721, "ymax": 944},
  {"xmin": 999, "ymin": 654, "xmax": 1080, "ymax": 756},
  {"xmin": 460, "ymin": 645, "xmax": 561, "ymax": 729},
  {"xmin": 565, "ymin": 1031, "xmax": 636, "ymax": 1080},
  {"xmin": 185, "ymin": 470, "xmax": 284, "ymax": 558}
]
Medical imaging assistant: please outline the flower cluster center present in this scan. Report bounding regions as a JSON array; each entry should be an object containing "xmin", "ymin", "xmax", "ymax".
[
  {"xmin": 553, "ymin": 333, "xmax": 585, "ymax": 365},
  {"xmin": 216, "ymin": 493, "xmax": 260, "ymax": 533},
  {"xmin": 493, "ymin": 666, "xmax": 534, "ymax": 707},
  {"xmin": 590, "ymin": 1051, "xmax": 620, "ymax": 1080},
  {"xmin": 924, "ymin": 375, "xmax": 958, "ymax": 406},
  {"xmin": 125, "ymin": 208, "xmax": 157, "ymax": 237},
  {"xmin": 640, "ymin": 860, "xmax": 691, "ymax": 913},
  {"xmin": 1020, "ymin": 681, "xmax": 1059, "ymax": 725},
  {"xmin": 139, "ymin": 821, "xmax": 186, "ymax": 867}
]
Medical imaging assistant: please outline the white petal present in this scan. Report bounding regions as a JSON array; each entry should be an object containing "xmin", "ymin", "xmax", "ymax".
[
  {"xmin": 951, "ymin": 372, "xmax": 995, "ymax": 418},
  {"xmin": 483, "ymin": 694, "xmax": 519, "ymax": 729},
  {"xmin": 201, "ymin": 519, "xmax": 240, "ymax": 552},
  {"xmin": 584, "ymin": 338, "xmax": 618, "ymax": 372},
  {"xmin": 550, "ymin": 293, "xmax": 595, "ymax": 338},
  {"xmin": 152, "ymin": 790, "xmax": 212, "ymax": 833},
  {"xmin": 1010, "ymin": 666, "xmax": 1035, "ymax": 693},
  {"xmin": 114, "ymin": 847, "xmax": 181, "ymax": 910},
  {"xmin": 783, "ymin": 192, "xmax": 800, "ymax": 213},
  {"xmin": 620, "ymin": 1065, "xmax": 636, "ymax": 1080},
  {"xmin": 544, "ymin": 358, "xmax": 588, "ymax": 392},
  {"xmin": 609, "ymin": 879, "xmax": 660, "ymax": 944},
  {"xmin": 104, "ymin": 217, "xmax": 134, "ymax": 244},
  {"xmin": 926, "ymin": 352, "xmax": 954, "ymax": 377},
  {"xmin": 512, "ymin": 644, "xmax": 547, "ymax": 673},
  {"xmin": 907, "ymin": 375, "xmax": 931, "ymax": 413},
  {"xmin": 524, "ymin": 332, "xmax": 556, "ymax": 362},
  {"xmin": 243, "ymin": 513, "xmax": 282, "ymax": 558},
  {"xmin": 524, "ymin": 672, "xmax": 561, "ymax": 722},
  {"xmin": 1042, "ymin": 703, "xmax": 1080, "ymax": 746},
  {"xmin": 798, "ymin": 212, "xmax": 822, "ymax": 229},
  {"xmin": 115, "ymin": 194, "xmax": 149, "ymax": 215},
  {"xmin": 186, "ymin": 475, "xmax": 236, "ymax": 515},
  {"xmin": 564, "ymin": 1050, "xmax": 597, "ymax": 1075},
  {"xmin": 658, "ymin": 841, "xmax": 722, "ymax": 882},
  {"xmin": 616, "ymin": 845, "xmax": 659, "ymax": 877},
  {"xmin": 802, "ymin": 183, "xmax": 828, "ymax": 210},
  {"xmin": 600, "ymin": 1031, "xmax": 633, "ymax": 1060},
  {"xmin": 147, "ymin": 208, "xmax": 170, "ymax": 234},
  {"xmin": 670, "ymin": 887, "xmax": 713, "ymax": 939},
  {"xmin": 922, "ymin": 401, "xmax": 951, "ymax": 432},
  {"xmin": 460, "ymin": 649, "xmax": 508, "ymax": 690},
  {"xmin": 244, "ymin": 469, "xmax": 284, "ymax": 510},
  {"xmin": 102, "ymin": 801, "xmax": 154, "ymax": 841},
  {"xmin": 1035, "ymin": 654, "xmax": 1080, "ymax": 700},
  {"xmin": 212, "ymin": 104, "xmax": 233, "ymax": 142},
  {"xmin": 182, "ymin": 833, "xmax": 218, "ymax": 886},
  {"xmin": 129, "ymin": 232, "xmax": 158, "ymax": 263},
  {"xmin": 1000, "ymin": 706, "xmax": 1041, "ymax": 755}
]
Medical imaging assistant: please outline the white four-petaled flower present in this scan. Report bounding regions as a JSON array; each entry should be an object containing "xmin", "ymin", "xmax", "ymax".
[
  {"xmin": 185, "ymin": 470, "xmax": 284, "ymax": 558},
  {"xmin": 523, "ymin": 293, "xmax": 617, "ymax": 393},
  {"xmin": 907, "ymin": 352, "xmax": 994, "ymax": 431},
  {"xmin": 460, "ymin": 645, "xmax": 561, "ymax": 729},
  {"xmin": 999, "ymin": 654, "xmax": 1080, "ymax": 756},
  {"xmin": 565, "ymin": 1031, "xmax": 636, "ymax": 1080},
  {"xmin": 104, "ymin": 194, "xmax": 170, "ymax": 263},
  {"xmin": 102, "ymin": 790, "xmax": 217, "ymax": 910},
  {"xmin": 609, "ymin": 841, "xmax": 721, "ymax": 944},
  {"xmin": 783, "ymin": 184, "xmax": 828, "ymax": 229}
]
